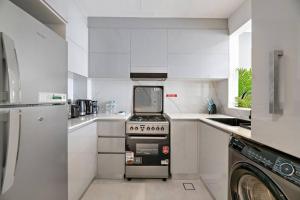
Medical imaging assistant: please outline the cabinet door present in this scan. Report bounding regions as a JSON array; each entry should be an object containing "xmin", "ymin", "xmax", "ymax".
[
  {"xmin": 89, "ymin": 53, "xmax": 130, "ymax": 78},
  {"xmin": 98, "ymin": 137, "xmax": 125, "ymax": 153},
  {"xmin": 97, "ymin": 121, "xmax": 125, "ymax": 137},
  {"xmin": 171, "ymin": 120, "xmax": 198, "ymax": 177},
  {"xmin": 252, "ymin": 0, "xmax": 300, "ymax": 158},
  {"xmin": 131, "ymin": 29, "xmax": 168, "ymax": 73},
  {"xmin": 43, "ymin": 0, "xmax": 68, "ymax": 22},
  {"xmin": 168, "ymin": 29, "xmax": 229, "ymax": 79},
  {"xmin": 97, "ymin": 154, "xmax": 125, "ymax": 179},
  {"xmin": 68, "ymin": 123, "xmax": 97, "ymax": 200},
  {"xmin": 89, "ymin": 29, "xmax": 130, "ymax": 53},
  {"xmin": 68, "ymin": 40, "xmax": 88, "ymax": 77},
  {"xmin": 198, "ymin": 122, "xmax": 230, "ymax": 200}
]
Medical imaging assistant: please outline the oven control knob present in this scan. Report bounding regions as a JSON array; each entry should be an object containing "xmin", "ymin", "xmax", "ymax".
[
  {"xmin": 130, "ymin": 127, "xmax": 134, "ymax": 130},
  {"xmin": 156, "ymin": 127, "xmax": 160, "ymax": 131},
  {"xmin": 151, "ymin": 127, "xmax": 155, "ymax": 131},
  {"xmin": 135, "ymin": 127, "xmax": 139, "ymax": 131},
  {"xmin": 161, "ymin": 127, "xmax": 164, "ymax": 131},
  {"xmin": 147, "ymin": 127, "xmax": 150, "ymax": 131}
]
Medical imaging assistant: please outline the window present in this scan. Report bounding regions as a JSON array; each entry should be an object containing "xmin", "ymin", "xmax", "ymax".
[{"xmin": 228, "ymin": 20, "xmax": 252, "ymax": 109}]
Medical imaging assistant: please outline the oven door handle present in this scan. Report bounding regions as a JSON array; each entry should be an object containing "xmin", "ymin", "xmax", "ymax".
[{"xmin": 127, "ymin": 136, "xmax": 168, "ymax": 140}]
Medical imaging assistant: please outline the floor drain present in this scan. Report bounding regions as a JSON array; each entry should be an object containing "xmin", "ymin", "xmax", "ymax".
[{"xmin": 183, "ymin": 183, "xmax": 195, "ymax": 191}]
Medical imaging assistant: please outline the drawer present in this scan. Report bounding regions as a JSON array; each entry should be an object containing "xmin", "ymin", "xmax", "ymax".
[
  {"xmin": 97, "ymin": 154, "xmax": 125, "ymax": 179},
  {"xmin": 97, "ymin": 121, "xmax": 125, "ymax": 137},
  {"xmin": 98, "ymin": 137, "xmax": 125, "ymax": 153}
]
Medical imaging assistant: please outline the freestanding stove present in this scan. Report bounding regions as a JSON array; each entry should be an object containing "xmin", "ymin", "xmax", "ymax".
[{"xmin": 125, "ymin": 86, "xmax": 170, "ymax": 180}]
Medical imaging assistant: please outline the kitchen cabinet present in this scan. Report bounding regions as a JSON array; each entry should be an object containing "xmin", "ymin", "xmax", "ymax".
[
  {"xmin": 68, "ymin": 40, "xmax": 88, "ymax": 77},
  {"xmin": 97, "ymin": 120, "xmax": 126, "ymax": 179},
  {"xmin": 68, "ymin": 122, "xmax": 97, "ymax": 200},
  {"xmin": 42, "ymin": 0, "xmax": 68, "ymax": 22},
  {"xmin": 170, "ymin": 120, "xmax": 199, "ymax": 179},
  {"xmin": 89, "ymin": 29, "xmax": 131, "ymax": 78},
  {"xmin": 131, "ymin": 29, "xmax": 168, "ymax": 73},
  {"xmin": 252, "ymin": 0, "xmax": 300, "ymax": 158},
  {"xmin": 198, "ymin": 122, "xmax": 230, "ymax": 200},
  {"xmin": 168, "ymin": 29, "xmax": 229, "ymax": 79},
  {"xmin": 66, "ymin": 0, "xmax": 88, "ymax": 77}
]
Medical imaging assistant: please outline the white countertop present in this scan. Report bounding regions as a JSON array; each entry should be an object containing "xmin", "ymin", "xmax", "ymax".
[
  {"xmin": 167, "ymin": 113, "xmax": 252, "ymax": 139},
  {"xmin": 68, "ymin": 113, "xmax": 131, "ymax": 133}
]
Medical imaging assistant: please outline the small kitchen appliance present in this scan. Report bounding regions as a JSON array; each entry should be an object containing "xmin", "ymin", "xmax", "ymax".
[
  {"xmin": 85, "ymin": 100, "xmax": 93, "ymax": 115},
  {"xmin": 125, "ymin": 86, "xmax": 170, "ymax": 180},
  {"xmin": 76, "ymin": 100, "xmax": 87, "ymax": 116},
  {"xmin": 92, "ymin": 101, "xmax": 99, "ymax": 114}
]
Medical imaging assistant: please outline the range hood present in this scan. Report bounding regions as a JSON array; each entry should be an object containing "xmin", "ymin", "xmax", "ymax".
[{"xmin": 130, "ymin": 73, "xmax": 168, "ymax": 81}]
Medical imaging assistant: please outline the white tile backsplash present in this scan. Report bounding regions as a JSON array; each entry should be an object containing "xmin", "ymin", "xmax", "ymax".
[{"xmin": 90, "ymin": 78, "xmax": 220, "ymax": 114}]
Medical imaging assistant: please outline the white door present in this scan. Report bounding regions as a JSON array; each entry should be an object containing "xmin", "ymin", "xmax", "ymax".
[{"xmin": 252, "ymin": 0, "xmax": 300, "ymax": 157}]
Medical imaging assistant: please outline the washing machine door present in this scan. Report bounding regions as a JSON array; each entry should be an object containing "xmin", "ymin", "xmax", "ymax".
[{"xmin": 230, "ymin": 163, "xmax": 287, "ymax": 200}]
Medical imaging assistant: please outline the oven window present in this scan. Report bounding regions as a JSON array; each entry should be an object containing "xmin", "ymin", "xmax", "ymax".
[
  {"xmin": 136, "ymin": 144, "xmax": 159, "ymax": 155},
  {"xmin": 238, "ymin": 174, "xmax": 276, "ymax": 200}
]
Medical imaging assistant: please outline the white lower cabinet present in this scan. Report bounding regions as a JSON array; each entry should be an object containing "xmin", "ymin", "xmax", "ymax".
[
  {"xmin": 170, "ymin": 120, "xmax": 199, "ymax": 179},
  {"xmin": 97, "ymin": 154, "xmax": 125, "ymax": 179},
  {"xmin": 97, "ymin": 120, "xmax": 126, "ymax": 179},
  {"xmin": 68, "ymin": 122, "xmax": 97, "ymax": 200},
  {"xmin": 98, "ymin": 137, "xmax": 125, "ymax": 153},
  {"xmin": 198, "ymin": 122, "xmax": 230, "ymax": 200}
]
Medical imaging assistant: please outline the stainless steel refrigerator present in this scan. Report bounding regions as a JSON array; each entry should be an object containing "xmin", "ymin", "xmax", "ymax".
[{"xmin": 0, "ymin": 0, "xmax": 68, "ymax": 200}]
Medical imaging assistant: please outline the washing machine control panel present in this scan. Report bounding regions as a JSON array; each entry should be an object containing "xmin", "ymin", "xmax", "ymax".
[
  {"xmin": 273, "ymin": 157, "xmax": 300, "ymax": 185},
  {"xmin": 230, "ymin": 137, "xmax": 300, "ymax": 187}
]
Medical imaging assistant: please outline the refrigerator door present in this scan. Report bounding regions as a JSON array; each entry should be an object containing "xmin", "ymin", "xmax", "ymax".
[
  {"xmin": 252, "ymin": 0, "xmax": 300, "ymax": 157},
  {"xmin": 0, "ymin": 0, "xmax": 67, "ymax": 105},
  {"xmin": 0, "ymin": 105, "xmax": 68, "ymax": 200}
]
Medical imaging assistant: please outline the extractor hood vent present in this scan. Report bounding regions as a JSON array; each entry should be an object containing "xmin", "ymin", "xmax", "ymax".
[{"xmin": 130, "ymin": 73, "xmax": 168, "ymax": 81}]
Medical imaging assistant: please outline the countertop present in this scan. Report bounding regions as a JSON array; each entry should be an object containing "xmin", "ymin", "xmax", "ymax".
[
  {"xmin": 68, "ymin": 112, "xmax": 251, "ymax": 139},
  {"xmin": 68, "ymin": 113, "xmax": 131, "ymax": 133},
  {"xmin": 167, "ymin": 113, "xmax": 252, "ymax": 139}
]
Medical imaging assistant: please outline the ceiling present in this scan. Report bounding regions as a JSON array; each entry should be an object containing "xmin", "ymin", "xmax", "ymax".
[{"xmin": 75, "ymin": 0, "xmax": 245, "ymax": 18}]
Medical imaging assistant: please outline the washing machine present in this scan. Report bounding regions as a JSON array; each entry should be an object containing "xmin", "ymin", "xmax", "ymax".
[{"xmin": 229, "ymin": 137, "xmax": 300, "ymax": 200}]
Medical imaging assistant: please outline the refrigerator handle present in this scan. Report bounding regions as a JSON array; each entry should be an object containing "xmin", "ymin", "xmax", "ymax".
[
  {"xmin": 0, "ymin": 32, "xmax": 21, "ymax": 104},
  {"xmin": 1, "ymin": 110, "xmax": 21, "ymax": 194},
  {"xmin": 269, "ymin": 50, "xmax": 283, "ymax": 114}
]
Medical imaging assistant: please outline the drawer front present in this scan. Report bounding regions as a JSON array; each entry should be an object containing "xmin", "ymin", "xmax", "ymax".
[
  {"xmin": 98, "ymin": 137, "xmax": 125, "ymax": 153},
  {"xmin": 97, "ymin": 121, "xmax": 125, "ymax": 137},
  {"xmin": 97, "ymin": 154, "xmax": 125, "ymax": 179}
]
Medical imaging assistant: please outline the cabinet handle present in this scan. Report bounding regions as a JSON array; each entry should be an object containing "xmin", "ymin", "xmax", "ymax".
[{"xmin": 269, "ymin": 50, "xmax": 283, "ymax": 114}]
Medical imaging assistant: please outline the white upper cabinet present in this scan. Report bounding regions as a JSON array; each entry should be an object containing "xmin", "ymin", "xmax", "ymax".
[
  {"xmin": 131, "ymin": 29, "xmax": 168, "ymax": 73},
  {"xmin": 252, "ymin": 0, "xmax": 300, "ymax": 158},
  {"xmin": 42, "ymin": 0, "xmax": 68, "ymax": 22},
  {"xmin": 66, "ymin": 0, "xmax": 88, "ymax": 77},
  {"xmin": 89, "ymin": 29, "xmax": 131, "ymax": 53},
  {"xmin": 168, "ymin": 29, "xmax": 229, "ymax": 79},
  {"xmin": 89, "ymin": 29, "xmax": 131, "ymax": 78}
]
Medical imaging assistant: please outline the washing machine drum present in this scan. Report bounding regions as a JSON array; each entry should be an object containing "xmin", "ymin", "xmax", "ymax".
[{"xmin": 230, "ymin": 163, "xmax": 287, "ymax": 200}]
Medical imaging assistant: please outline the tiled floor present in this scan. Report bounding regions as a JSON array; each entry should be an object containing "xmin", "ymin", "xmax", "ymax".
[{"xmin": 81, "ymin": 179, "xmax": 213, "ymax": 200}]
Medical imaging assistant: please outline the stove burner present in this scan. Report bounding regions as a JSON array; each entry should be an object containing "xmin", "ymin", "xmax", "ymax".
[{"xmin": 129, "ymin": 115, "xmax": 167, "ymax": 122}]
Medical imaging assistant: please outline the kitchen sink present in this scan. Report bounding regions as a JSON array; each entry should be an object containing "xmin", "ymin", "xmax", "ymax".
[{"xmin": 207, "ymin": 118, "xmax": 251, "ymax": 130}]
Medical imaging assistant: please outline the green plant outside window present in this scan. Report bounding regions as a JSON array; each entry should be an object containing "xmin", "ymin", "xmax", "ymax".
[{"xmin": 236, "ymin": 68, "xmax": 252, "ymax": 108}]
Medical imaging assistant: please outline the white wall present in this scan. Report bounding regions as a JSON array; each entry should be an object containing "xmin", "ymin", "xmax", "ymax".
[
  {"xmin": 90, "ymin": 79, "xmax": 219, "ymax": 114},
  {"xmin": 228, "ymin": 0, "xmax": 251, "ymax": 34}
]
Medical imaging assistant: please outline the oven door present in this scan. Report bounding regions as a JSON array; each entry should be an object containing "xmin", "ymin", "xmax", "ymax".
[{"xmin": 126, "ymin": 135, "xmax": 169, "ymax": 166}]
